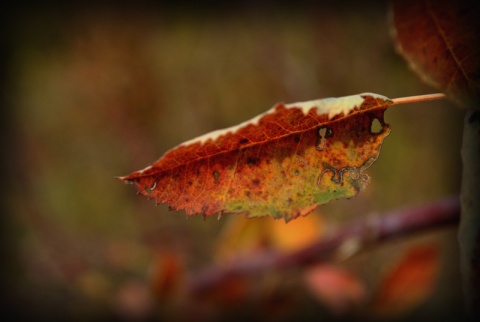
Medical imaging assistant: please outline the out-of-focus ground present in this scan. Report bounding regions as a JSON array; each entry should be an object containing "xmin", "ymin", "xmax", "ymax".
[{"xmin": 1, "ymin": 1, "xmax": 465, "ymax": 321}]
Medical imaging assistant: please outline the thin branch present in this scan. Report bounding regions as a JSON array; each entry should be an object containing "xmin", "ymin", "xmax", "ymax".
[
  {"xmin": 391, "ymin": 93, "xmax": 446, "ymax": 106},
  {"xmin": 189, "ymin": 196, "xmax": 460, "ymax": 297}
]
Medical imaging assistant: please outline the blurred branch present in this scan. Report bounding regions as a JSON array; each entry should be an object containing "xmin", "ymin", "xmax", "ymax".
[
  {"xmin": 189, "ymin": 196, "xmax": 460, "ymax": 297},
  {"xmin": 459, "ymin": 110, "xmax": 480, "ymax": 315}
]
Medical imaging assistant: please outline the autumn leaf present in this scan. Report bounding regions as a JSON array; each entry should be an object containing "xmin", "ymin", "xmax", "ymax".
[
  {"xmin": 269, "ymin": 213, "xmax": 325, "ymax": 252},
  {"xmin": 370, "ymin": 244, "xmax": 440, "ymax": 318},
  {"xmin": 304, "ymin": 264, "xmax": 366, "ymax": 316},
  {"xmin": 391, "ymin": 0, "xmax": 480, "ymax": 107},
  {"xmin": 149, "ymin": 251, "xmax": 183, "ymax": 300},
  {"xmin": 215, "ymin": 213, "xmax": 324, "ymax": 261},
  {"xmin": 120, "ymin": 93, "xmax": 392, "ymax": 221}
]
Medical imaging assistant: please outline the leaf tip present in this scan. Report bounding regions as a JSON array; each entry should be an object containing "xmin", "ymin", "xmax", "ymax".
[{"xmin": 116, "ymin": 175, "xmax": 133, "ymax": 184}]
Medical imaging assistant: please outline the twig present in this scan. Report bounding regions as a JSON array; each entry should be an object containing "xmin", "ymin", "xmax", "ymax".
[
  {"xmin": 189, "ymin": 196, "xmax": 460, "ymax": 297},
  {"xmin": 390, "ymin": 93, "xmax": 446, "ymax": 106}
]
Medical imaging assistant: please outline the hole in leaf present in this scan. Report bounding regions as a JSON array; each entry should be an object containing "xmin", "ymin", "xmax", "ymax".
[
  {"xmin": 370, "ymin": 118, "xmax": 383, "ymax": 134},
  {"xmin": 319, "ymin": 127, "xmax": 327, "ymax": 137},
  {"xmin": 316, "ymin": 126, "xmax": 332, "ymax": 151}
]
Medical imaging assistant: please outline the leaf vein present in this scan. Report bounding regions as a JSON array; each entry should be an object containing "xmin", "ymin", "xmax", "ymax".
[{"xmin": 426, "ymin": 0, "xmax": 472, "ymax": 86}]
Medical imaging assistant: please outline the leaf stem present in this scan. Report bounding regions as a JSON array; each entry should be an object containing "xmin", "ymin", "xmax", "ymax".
[{"xmin": 390, "ymin": 93, "xmax": 446, "ymax": 106}]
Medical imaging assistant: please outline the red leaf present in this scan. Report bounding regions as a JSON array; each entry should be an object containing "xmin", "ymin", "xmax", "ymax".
[
  {"xmin": 120, "ymin": 93, "xmax": 392, "ymax": 221},
  {"xmin": 391, "ymin": 0, "xmax": 480, "ymax": 107},
  {"xmin": 304, "ymin": 264, "xmax": 366, "ymax": 315},
  {"xmin": 370, "ymin": 244, "xmax": 440, "ymax": 318}
]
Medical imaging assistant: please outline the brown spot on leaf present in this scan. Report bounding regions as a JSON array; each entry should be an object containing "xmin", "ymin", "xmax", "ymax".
[
  {"xmin": 247, "ymin": 157, "xmax": 259, "ymax": 166},
  {"xmin": 213, "ymin": 171, "xmax": 220, "ymax": 182}
]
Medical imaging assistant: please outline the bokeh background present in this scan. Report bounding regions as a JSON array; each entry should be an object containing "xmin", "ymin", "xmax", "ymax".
[{"xmin": 1, "ymin": 1, "xmax": 465, "ymax": 321}]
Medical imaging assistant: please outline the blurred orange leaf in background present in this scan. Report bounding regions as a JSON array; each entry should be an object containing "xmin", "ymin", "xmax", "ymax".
[
  {"xmin": 370, "ymin": 243, "xmax": 440, "ymax": 318},
  {"xmin": 215, "ymin": 211, "xmax": 325, "ymax": 261},
  {"xmin": 150, "ymin": 251, "xmax": 183, "ymax": 300},
  {"xmin": 304, "ymin": 264, "xmax": 366, "ymax": 315}
]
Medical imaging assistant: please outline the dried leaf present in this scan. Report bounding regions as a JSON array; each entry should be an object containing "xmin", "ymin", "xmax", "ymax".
[
  {"xmin": 370, "ymin": 244, "xmax": 440, "ymax": 318},
  {"xmin": 120, "ymin": 93, "xmax": 392, "ymax": 221},
  {"xmin": 391, "ymin": 0, "xmax": 480, "ymax": 107}
]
